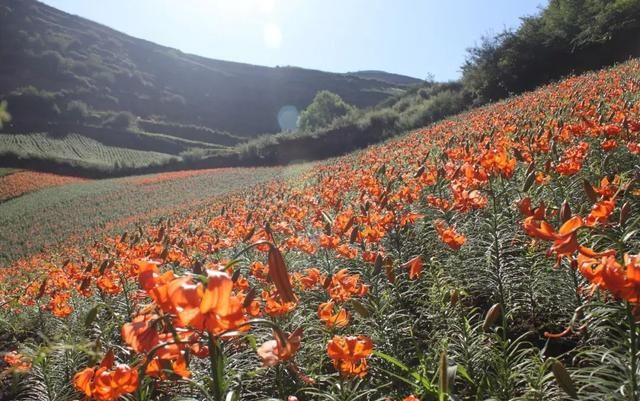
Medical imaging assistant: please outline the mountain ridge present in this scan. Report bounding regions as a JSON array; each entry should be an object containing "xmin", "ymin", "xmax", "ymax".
[{"xmin": 0, "ymin": 0, "xmax": 420, "ymax": 137}]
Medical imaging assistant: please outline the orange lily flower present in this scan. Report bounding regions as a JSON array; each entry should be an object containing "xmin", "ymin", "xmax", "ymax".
[
  {"xmin": 73, "ymin": 352, "xmax": 138, "ymax": 401},
  {"xmin": 403, "ymin": 256, "xmax": 423, "ymax": 279},
  {"xmin": 434, "ymin": 220, "xmax": 466, "ymax": 250},
  {"xmin": 121, "ymin": 313, "xmax": 160, "ymax": 353},
  {"xmin": 326, "ymin": 335, "xmax": 373, "ymax": 377},
  {"xmin": 256, "ymin": 328, "xmax": 303, "ymax": 367},
  {"xmin": 522, "ymin": 216, "xmax": 556, "ymax": 241},
  {"xmin": 578, "ymin": 253, "xmax": 640, "ymax": 303},
  {"xmin": 170, "ymin": 270, "xmax": 247, "ymax": 335},
  {"xmin": 3, "ymin": 351, "xmax": 31, "ymax": 372},
  {"xmin": 299, "ymin": 267, "xmax": 326, "ymax": 289},
  {"xmin": 549, "ymin": 216, "xmax": 583, "ymax": 257},
  {"xmin": 586, "ymin": 199, "xmax": 616, "ymax": 226},
  {"xmin": 326, "ymin": 269, "xmax": 368, "ymax": 302},
  {"xmin": 318, "ymin": 301, "xmax": 350, "ymax": 328},
  {"xmin": 262, "ymin": 289, "xmax": 297, "ymax": 317}
]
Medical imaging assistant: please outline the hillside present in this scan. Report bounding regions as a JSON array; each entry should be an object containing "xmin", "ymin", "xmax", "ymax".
[
  {"xmin": 0, "ymin": 0, "xmax": 419, "ymax": 173},
  {"xmin": 349, "ymin": 70, "xmax": 424, "ymax": 86},
  {"xmin": 0, "ymin": 0, "xmax": 417, "ymax": 136},
  {"xmin": 1, "ymin": 58, "xmax": 640, "ymax": 400}
]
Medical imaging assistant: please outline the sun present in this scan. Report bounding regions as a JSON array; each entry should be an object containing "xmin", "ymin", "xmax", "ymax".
[{"xmin": 263, "ymin": 23, "xmax": 283, "ymax": 49}]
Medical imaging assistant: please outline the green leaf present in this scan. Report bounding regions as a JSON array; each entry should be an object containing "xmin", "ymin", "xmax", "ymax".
[
  {"xmin": 623, "ymin": 229, "xmax": 639, "ymax": 243},
  {"xmin": 85, "ymin": 304, "xmax": 101, "ymax": 328},
  {"xmin": 374, "ymin": 350, "xmax": 437, "ymax": 394},
  {"xmin": 455, "ymin": 365, "xmax": 474, "ymax": 385},
  {"xmin": 350, "ymin": 299, "xmax": 370, "ymax": 318}
]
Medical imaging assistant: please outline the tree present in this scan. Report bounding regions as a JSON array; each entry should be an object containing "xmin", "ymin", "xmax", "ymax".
[
  {"xmin": 66, "ymin": 100, "xmax": 89, "ymax": 123},
  {"xmin": 0, "ymin": 100, "xmax": 11, "ymax": 129},
  {"xmin": 297, "ymin": 91, "xmax": 355, "ymax": 132},
  {"xmin": 461, "ymin": 0, "xmax": 640, "ymax": 104},
  {"xmin": 5, "ymin": 87, "xmax": 60, "ymax": 128},
  {"xmin": 104, "ymin": 111, "xmax": 136, "ymax": 130}
]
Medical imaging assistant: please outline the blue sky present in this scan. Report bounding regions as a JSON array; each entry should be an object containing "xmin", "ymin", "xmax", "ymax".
[{"xmin": 41, "ymin": 0, "xmax": 545, "ymax": 81}]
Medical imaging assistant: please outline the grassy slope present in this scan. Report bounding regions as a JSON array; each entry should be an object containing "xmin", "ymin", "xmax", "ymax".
[{"xmin": 0, "ymin": 164, "xmax": 310, "ymax": 265}]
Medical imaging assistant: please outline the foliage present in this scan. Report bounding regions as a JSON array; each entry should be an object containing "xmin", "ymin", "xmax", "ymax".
[
  {"xmin": 461, "ymin": 0, "xmax": 640, "ymax": 103},
  {"xmin": 0, "ymin": 133, "xmax": 175, "ymax": 170},
  {"xmin": 0, "ymin": 100, "xmax": 10, "ymax": 129},
  {"xmin": 298, "ymin": 91, "xmax": 355, "ymax": 132},
  {"xmin": 103, "ymin": 111, "xmax": 136, "ymax": 131},
  {"xmin": 65, "ymin": 100, "xmax": 89, "ymax": 123}
]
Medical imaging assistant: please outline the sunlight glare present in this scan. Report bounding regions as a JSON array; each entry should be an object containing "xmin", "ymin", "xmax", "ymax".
[{"xmin": 263, "ymin": 23, "xmax": 283, "ymax": 49}]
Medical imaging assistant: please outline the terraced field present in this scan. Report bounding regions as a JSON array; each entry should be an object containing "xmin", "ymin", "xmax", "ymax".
[{"xmin": 0, "ymin": 133, "xmax": 177, "ymax": 168}]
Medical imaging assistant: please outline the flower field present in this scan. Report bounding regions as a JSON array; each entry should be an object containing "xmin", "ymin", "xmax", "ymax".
[
  {"xmin": 2, "ymin": 59, "xmax": 640, "ymax": 400},
  {"xmin": 0, "ymin": 166, "xmax": 294, "ymax": 265},
  {"xmin": 0, "ymin": 170, "xmax": 87, "ymax": 202}
]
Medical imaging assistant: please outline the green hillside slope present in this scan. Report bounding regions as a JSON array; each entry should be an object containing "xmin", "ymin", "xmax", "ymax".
[{"xmin": 0, "ymin": 0, "xmax": 417, "ymax": 138}]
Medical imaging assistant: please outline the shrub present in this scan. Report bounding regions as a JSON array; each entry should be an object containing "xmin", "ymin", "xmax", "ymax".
[
  {"xmin": 104, "ymin": 111, "xmax": 136, "ymax": 130},
  {"xmin": 5, "ymin": 87, "xmax": 61, "ymax": 128},
  {"xmin": 0, "ymin": 100, "xmax": 11, "ymax": 129},
  {"xmin": 65, "ymin": 100, "xmax": 89, "ymax": 122},
  {"xmin": 298, "ymin": 90, "xmax": 355, "ymax": 132},
  {"xmin": 402, "ymin": 89, "xmax": 469, "ymax": 129}
]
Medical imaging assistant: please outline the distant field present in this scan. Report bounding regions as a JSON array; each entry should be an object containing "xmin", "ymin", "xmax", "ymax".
[
  {"xmin": 0, "ymin": 164, "xmax": 309, "ymax": 265},
  {"xmin": 0, "ymin": 168, "xmax": 17, "ymax": 177},
  {"xmin": 0, "ymin": 170, "xmax": 86, "ymax": 201},
  {"xmin": 0, "ymin": 133, "xmax": 178, "ymax": 169}
]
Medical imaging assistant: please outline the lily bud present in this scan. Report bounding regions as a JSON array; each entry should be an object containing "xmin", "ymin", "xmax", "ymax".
[
  {"xmin": 620, "ymin": 202, "xmax": 631, "ymax": 226},
  {"xmin": 560, "ymin": 200, "xmax": 571, "ymax": 223},
  {"xmin": 551, "ymin": 359, "xmax": 577, "ymax": 399},
  {"xmin": 483, "ymin": 303, "xmax": 502, "ymax": 332}
]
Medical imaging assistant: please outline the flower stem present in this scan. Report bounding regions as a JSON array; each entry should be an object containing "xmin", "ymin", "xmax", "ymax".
[
  {"xmin": 208, "ymin": 335, "xmax": 226, "ymax": 401},
  {"xmin": 627, "ymin": 302, "xmax": 638, "ymax": 401}
]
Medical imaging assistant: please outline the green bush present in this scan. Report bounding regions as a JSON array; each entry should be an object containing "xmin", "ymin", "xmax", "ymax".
[
  {"xmin": 298, "ymin": 90, "xmax": 355, "ymax": 132},
  {"xmin": 65, "ymin": 100, "xmax": 89, "ymax": 122},
  {"xmin": 402, "ymin": 89, "xmax": 469, "ymax": 129},
  {"xmin": 461, "ymin": 0, "xmax": 640, "ymax": 103},
  {"xmin": 103, "ymin": 111, "xmax": 136, "ymax": 130},
  {"xmin": 5, "ymin": 87, "xmax": 61, "ymax": 128},
  {"xmin": 0, "ymin": 100, "xmax": 11, "ymax": 129}
]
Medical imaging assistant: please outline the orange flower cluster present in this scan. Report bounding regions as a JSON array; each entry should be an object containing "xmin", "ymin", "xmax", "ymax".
[
  {"xmin": 519, "ymin": 173, "xmax": 640, "ymax": 304},
  {"xmin": 326, "ymin": 269, "xmax": 368, "ymax": 302},
  {"xmin": 326, "ymin": 335, "xmax": 373, "ymax": 377},
  {"xmin": 0, "ymin": 171, "xmax": 86, "ymax": 201},
  {"xmin": 117, "ymin": 259, "xmax": 251, "ymax": 378},
  {"xmin": 434, "ymin": 220, "xmax": 466, "ymax": 250},
  {"xmin": 126, "ymin": 168, "xmax": 227, "ymax": 185},
  {"xmin": 73, "ymin": 352, "xmax": 138, "ymax": 401},
  {"xmin": 578, "ymin": 254, "xmax": 640, "ymax": 303},
  {"xmin": 318, "ymin": 301, "xmax": 350, "ymax": 327},
  {"xmin": 2, "ymin": 351, "xmax": 31, "ymax": 372}
]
